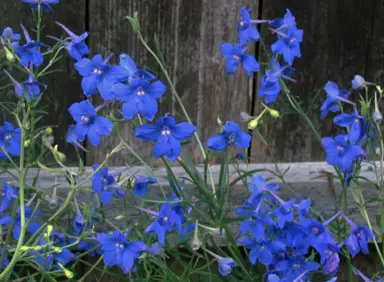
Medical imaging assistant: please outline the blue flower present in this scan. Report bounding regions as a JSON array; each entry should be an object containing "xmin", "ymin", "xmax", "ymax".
[
  {"xmin": 207, "ymin": 121, "xmax": 251, "ymax": 151},
  {"xmin": 296, "ymin": 196, "xmax": 311, "ymax": 219},
  {"xmin": 333, "ymin": 113, "xmax": 366, "ymax": 144},
  {"xmin": 17, "ymin": 24, "xmax": 49, "ymax": 67},
  {"xmin": 269, "ymin": 9, "xmax": 297, "ymax": 30},
  {"xmin": 274, "ymin": 255, "xmax": 319, "ymax": 281},
  {"xmin": 0, "ymin": 182, "xmax": 18, "ymax": 213},
  {"xmin": 54, "ymin": 22, "xmax": 89, "ymax": 61},
  {"xmin": 119, "ymin": 53, "xmax": 155, "ymax": 81},
  {"xmin": 218, "ymin": 257, "xmax": 236, "ymax": 276},
  {"xmin": 143, "ymin": 202, "xmax": 183, "ymax": 245},
  {"xmin": 237, "ymin": 8, "xmax": 267, "ymax": 44},
  {"xmin": 244, "ymin": 174, "xmax": 279, "ymax": 207},
  {"xmin": 92, "ymin": 164, "xmax": 125, "ymax": 204},
  {"xmin": 320, "ymin": 81, "xmax": 351, "ymax": 119},
  {"xmin": 301, "ymin": 219, "xmax": 335, "ymax": 253},
  {"xmin": 73, "ymin": 198, "xmax": 91, "ymax": 235},
  {"xmin": 68, "ymin": 100, "xmax": 113, "ymax": 146},
  {"xmin": 65, "ymin": 124, "xmax": 88, "ymax": 152},
  {"xmin": 22, "ymin": 0, "xmax": 59, "ymax": 11},
  {"xmin": 135, "ymin": 116, "xmax": 196, "ymax": 162},
  {"xmin": 265, "ymin": 59, "xmax": 296, "ymax": 83},
  {"xmin": 0, "ymin": 205, "xmax": 40, "ymax": 240},
  {"xmin": 271, "ymin": 26, "xmax": 303, "ymax": 65},
  {"xmin": 273, "ymin": 199, "xmax": 295, "ymax": 228},
  {"xmin": 133, "ymin": 176, "xmax": 157, "ymax": 197},
  {"xmin": 74, "ymin": 54, "xmax": 129, "ymax": 99},
  {"xmin": 237, "ymin": 209, "xmax": 275, "ymax": 240},
  {"xmin": 1, "ymin": 27, "xmax": 21, "ymax": 49},
  {"xmin": 345, "ymin": 225, "xmax": 373, "ymax": 258},
  {"xmin": 111, "ymin": 78, "xmax": 166, "ymax": 121},
  {"xmin": 352, "ymin": 75, "xmax": 374, "ymax": 90},
  {"xmin": 320, "ymin": 243, "xmax": 340, "ymax": 276},
  {"xmin": 0, "ymin": 122, "xmax": 21, "ymax": 160},
  {"xmin": 258, "ymin": 75, "xmax": 281, "ymax": 104},
  {"xmin": 220, "ymin": 42, "xmax": 259, "ymax": 77},
  {"xmin": 321, "ymin": 135, "xmax": 366, "ymax": 172},
  {"xmin": 241, "ymin": 237, "xmax": 285, "ymax": 265},
  {"xmin": 97, "ymin": 231, "xmax": 147, "ymax": 274}
]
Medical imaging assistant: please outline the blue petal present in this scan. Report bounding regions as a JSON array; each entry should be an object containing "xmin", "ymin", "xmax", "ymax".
[
  {"xmin": 225, "ymin": 58, "xmax": 239, "ymax": 74},
  {"xmin": 333, "ymin": 113, "xmax": 355, "ymax": 127},
  {"xmin": 122, "ymin": 100, "xmax": 139, "ymax": 120},
  {"xmin": 138, "ymin": 96, "xmax": 158, "ymax": 121},
  {"xmin": 74, "ymin": 58, "xmax": 94, "ymax": 76},
  {"xmin": 242, "ymin": 55, "xmax": 260, "ymax": 77},
  {"xmin": 324, "ymin": 81, "xmax": 340, "ymax": 99},
  {"xmin": 207, "ymin": 134, "xmax": 227, "ymax": 151},
  {"xmin": 93, "ymin": 116, "xmax": 113, "ymax": 135},
  {"xmin": 224, "ymin": 121, "xmax": 241, "ymax": 133},
  {"xmin": 147, "ymin": 80, "xmax": 166, "ymax": 99},
  {"xmin": 135, "ymin": 124, "xmax": 161, "ymax": 141},
  {"xmin": 235, "ymin": 131, "xmax": 251, "ymax": 148},
  {"xmin": 153, "ymin": 136, "xmax": 181, "ymax": 162},
  {"xmin": 220, "ymin": 42, "xmax": 234, "ymax": 58},
  {"xmin": 99, "ymin": 191, "xmax": 114, "ymax": 204},
  {"xmin": 81, "ymin": 75, "xmax": 98, "ymax": 97},
  {"xmin": 171, "ymin": 122, "xmax": 196, "ymax": 140}
]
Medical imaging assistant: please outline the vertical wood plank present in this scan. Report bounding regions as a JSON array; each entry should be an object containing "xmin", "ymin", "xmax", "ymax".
[
  {"xmin": 86, "ymin": 0, "xmax": 258, "ymax": 165},
  {"xmin": 0, "ymin": 1, "xmax": 85, "ymax": 163},
  {"xmin": 251, "ymin": 0, "xmax": 375, "ymax": 162}
]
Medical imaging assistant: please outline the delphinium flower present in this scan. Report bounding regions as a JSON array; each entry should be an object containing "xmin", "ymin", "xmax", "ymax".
[
  {"xmin": 91, "ymin": 164, "xmax": 125, "ymax": 204},
  {"xmin": 135, "ymin": 116, "xmax": 196, "ymax": 162},
  {"xmin": 17, "ymin": 24, "xmax": 49, "ymax": 67},
  {"xmin": 320, "ymin": 81, "xmax": 351, "ymax": 119},
  {"xmin": 270, "ymin": 10, "xmax": 303, "ymax": 66},
  {"xmin": 0, "ymin": 122, "xmax": 21, "ymax": 160},
  {"xmin": 49, "ymin": 22, "xmax": 89, "ymax": 61},
  {"xmin": 343, "ymin": 215, "xmax": 373, "ymax": 258},
  {"xmin": 3, "ymin": 64, "xmax": 46, "ymax": 100},
  {"xmin": 258, "ymin": 75, "xmax": 282, "ymax": 104},
  {"xmin": 74, "ymin": 54, "xmax": 129, "ymax": 99},
  {"xmin": 68, "ymin": 100, "xmax": 113, "ymax": 146},
  {"xmin": 237, "ymin": 208, "xmax": 275, "ymax": 240},
  {"xmin": 237, "ymin": 8, "xmax": 268, "ymax": 44},
  {"xmin": 203, "ymin": 249, "xmax": 236, "ymax": 276},
  {"xmin": 22, "ymin": 0, "xmax": 59, "ymax": 11},
  {"xmin": 132, "ymin": 176, "xmax": 157, "ymax": 197},
  {"xmin": 244, "ymin": 174, "xmax": 279, "ymax": 208},
  {"xmin": 111, "ymin": 77, "xmax": 166, "ymax": 121},
  {"xmin": 333, "ymin": 113, "xmax": 366, "ymax": 144},
  {"xmin": 220, "ymin": 43, "xmax": 260, "ymax": 77},
  {"xmin": 321, "ymin": 134, "xmax": 366, "ymax": 172},
  {"xmin": 353, "ymin": 267, "xmax": 382, "ymax": 282},
  {"xmin": 0, "ymin": 205, "xmax": 40, "ymax": 240},
  {"xmin": 352, "ymin": 75, "xmax": 375, "ymax": 90},
  {"xmin": 97, "ymin": 231, "xmax": 147, "ymax": 274},
  {"xmin": 65, "ymin": 124, "xmax": 87, "ymax": 152},
  {"xmin": 119, "ymin": 53, "xmax": 155, "ymax": 81},
  {"xmin": 240, "ymin": 237, "xmax": 285, "ymax": 265},
  {"xmin": 268, "ymin": 9, "xmax": 297, "ymax": 30},
  {"xmin": 0, "ymin": 182, "xmax": 18, "ymax": 213},
  {"xmin": 138, "ymin": 201, "xmax": 184, "ymax": 245},
  {"xmin": 320, "ymin": 243, "xmax": 341, "ymax": 276},
  {"xmin": 274, "ymin": 255, "xmax": 319, "ymax": 281},
  {"xmin": 207, "ymin": 121, "xmax": 251, "ymax": 151},
  {"xmin": 73, "ymin": 197, "xmax": 91, "ymax": 235},
  {"xmin": 1, "ymin": 27, "xmax": 21, "ymax": 49}
]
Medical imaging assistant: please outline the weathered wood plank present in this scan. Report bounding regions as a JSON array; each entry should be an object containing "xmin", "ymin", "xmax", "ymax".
[
  {"xmin": 86, "ymin": 0, "xmax": 258, "ymax": 165},
  {"xmin": 251, "ymin": 0, "xmax": 375, "ymax": 162},
  {"xmin": 0, "ymin": 1, "xmax": 85, "ymax": 163}
]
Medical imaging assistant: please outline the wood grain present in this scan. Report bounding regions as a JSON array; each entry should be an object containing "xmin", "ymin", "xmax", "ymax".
[
  {"xmin": 251, "ymin": 0, "xmax": 375, "ymax": 162},
  {"xmin": 86, "ymin": 0, "xmax": 258, "ymax": 165}
]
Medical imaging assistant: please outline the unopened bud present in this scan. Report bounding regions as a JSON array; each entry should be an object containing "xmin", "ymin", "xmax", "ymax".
[
  {"xmin": 268, "ymin": 109, "xmax": 280, "ymax": 118},
  {"xmin": 53, "ymin": 247, "xmax": 62, "ymax": 253},
  {"xmin": 4, "ymin": 46, "xmax": 14, "ymax": 62},
  {"xmin": 47, "ymin": 225, "xmax": 53, "ymax": 234},
  {"xmin": 20, "ymin": 246, "xmax": 31, "ymax": 251},
  {"xmin": 248, "ymin": 118, "xmax": 259, "ymax": 130},
  {"xmin": 53, "ymin": 145, "xmax": 66, "ymax": 162},
  {"xmin": 374, "ymin": 91, "xmax": 382, "ymax": 124},
  {"xmin": 45, "ymin": 127, "xmax": 53, "ymax": 135},
  {"xmin": 240, "ymin": 112, "xmax": 252, "ymax": 122},
  {"xmin": 190, "ymin": 222, "xmax": 201, "ymax": 251},
  {"xmin": 217, "ymin": 117, "xmax": 223, "ymax": 127},
  {"xmin": 24, "ymin": 140, "xmax": 30, "ymax": 148},
  {"xmin": 114, "ymin": 215, "xmax": 125, "ymax": 220},
  {"xmin": 58, "ymin": 263, "xmax": 74, "ymax": 279}
]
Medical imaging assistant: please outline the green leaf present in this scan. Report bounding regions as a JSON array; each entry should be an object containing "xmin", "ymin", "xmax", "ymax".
[{"xmin": 229, "ymin": 168, "xmax": 265, "ymax": 187}]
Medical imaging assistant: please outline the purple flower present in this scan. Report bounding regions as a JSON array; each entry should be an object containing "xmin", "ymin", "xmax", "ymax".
[
  {"xmin": 352, "ymin": 75, "xmax": 374, "ymax": 90},
  {"xmin": 218, "ymin": 257, "xmax": 236, "ymax": 276},
  {"xmin": 275, "ymin": 255, "xmax": 319, "ymax": 281},
  {"xmin": 0, "ymin": 122, "xmax": 21, "ymax": 160},
  {"xmin": 97, "ymin": 231, "xmax": 147, "ymax": 274},
  {"xmin": 17, "ymin": 24, "xmax": 49, "ymax": 67},
  {"xmin": 142, "ymin": 202, "xmax": 183, "ymax": 245},
  {"xmin": 345, "ymin": 225, "xmax": 373, "ymax": 258},
  {"xmin": 241, "ymin": 237, "xmax": 285, "ymax": 265},
  {"xmin": 22, "ymin": 0, "xmax": 59, "ymax": 11},
  {"xmin": 273, "ymin": 199, "xmax": 295, "ymax": 228},
  {"xmin": 1, "ymin": 27, "xmax": 21, "ymax": 49},
  {"xmin": 220, "ymin": 42, "xmax": 260, "ymax": 77},
  {"xmin": 320, "ymin": 243, "xmax": 340, "ymax": 276},
  {"xmin": 54, "ymin": 22, "xmax": 89, "ymax": 61},
  {"xmin": 207, "ymin": 121, "xmax": 251, "ymax": 151},
  {"xmin": 237, "ymin": 8, "xmax": 267, "ymax": 44},
  {"xmin": 258, "ymin": 75, "xmax": 281, "ymax": 104},
  {"xmin": 65, "ymin": 124, "xmax": 87, "ymax": 152},
  {"xmin": 74, "ymin": 54, "xmax": 129, "ymax": 99},
  {"xmin": 321, "ymin": 81, "xmax": 351, "ymax": 119},
  {"xmin": 271, "ymin": 25, "xmax": 303, "ymax": 65},
  {"xmin": 92, "ymin": 164, "xmax": 125, "ymax": 204},
  {"xmin": 0, "ymin": 182, "xmax": 18, "ymax": 213},
  {"xmin": 321, "ymin": 134, "xmax": 366, "ymax": 172},
  {"xmin": 68, "ymin": 100, "xmax": 113, "ymax": 146},
  {"xmin": 135, "ymin": 116, "xmax": 196, "ymax": 162},
  {"xmin": 111, "ymin": 78, "xmax": 166, "ymax": 121},
  {"xmin": 333, "ymin": 113, "xmax": 366, "ymax": 145},
  {"xmin": 133, "ymin": 176, "xmax": 157, "ymax": 197}
]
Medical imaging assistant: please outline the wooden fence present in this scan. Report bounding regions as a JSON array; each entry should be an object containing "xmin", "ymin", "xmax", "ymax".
[{"xmin": 0, "ymin": 0, "xmax": 384, "ymax": 165}]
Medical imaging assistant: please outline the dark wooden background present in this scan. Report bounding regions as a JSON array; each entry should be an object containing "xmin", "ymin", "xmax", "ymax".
[{"xmin": 1, "ymin": 0, "xmax": 383, "ymax": 165}]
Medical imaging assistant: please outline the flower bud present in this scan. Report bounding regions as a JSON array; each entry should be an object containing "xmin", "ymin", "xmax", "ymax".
[
  {"xmin": 20, "ymin": 246, "xmax": 31, "ymax": 251},
  {"xmin": 24, "ymin": 139, "xmax": 30, "ymax": 148},
  {"xmin": 248, "ymin": 118, "xmax": 259, "ymax": 130},
  {"xmin": 4, "ymin": 46, "xmax": 14, "ymax": 62},
  {"xmin": 47, "ymin": 225, "xmax": 53, "ymax": 234},
  {"xmin": 45, "ymin": 127, "xmax": 53, "ymax": 135},
  {"xmin": 33, "ymin": 245, "xmax": 43, "ymax": 251},
  {"xmin": 240, "ymin": 112, "xmax": 252, "ymax": 122},
  {"xmin": 53, "ymin": 247, "xmax": 62, "ymax": 253},
  {"xmin": 190, "ymin": 222, "xmax": 201, "ymax": 251},
  {"xmin": 58, "ymin": 263, "xmax": 74, "ymax": 279},
  {"xmin": 217, "ymin": 117, "xmax": 223, "ymax": 127},
  {"xmin": 268, "ymin": 109, "xmax": 280, "ymax": 118},
  {"xmin": 374, "ymin": 91, "xmax": 382, "ymax": 125},
  {"xmin": 53, "ymin": 145, "xmax": 66, "ymax": 162}
]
